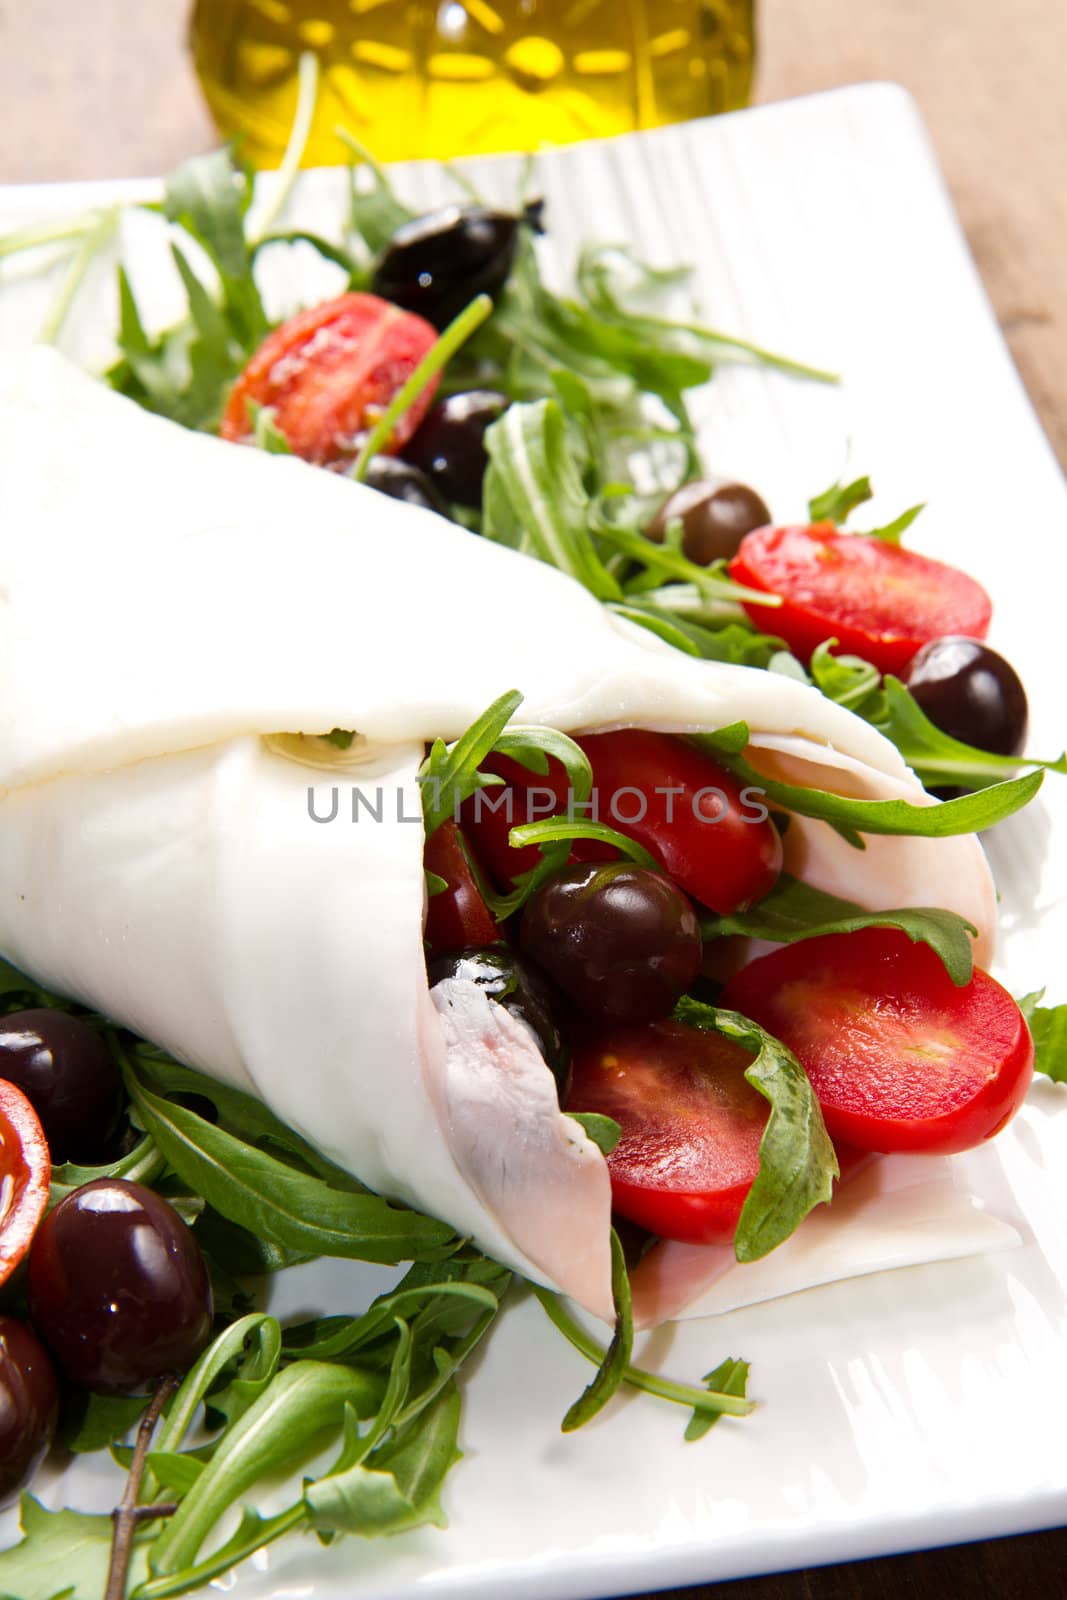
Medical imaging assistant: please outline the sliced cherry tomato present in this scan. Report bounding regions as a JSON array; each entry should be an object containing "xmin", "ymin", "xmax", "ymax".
[
  {"xmin": 575, "ymin": 731, "xmax": 782, "ymax": 914},
  {"xmin": 463, "ymin": 734, "xmax": 781, "ymax": 915},
  {"xmin": 423, "ymin": 820, "xmax": 501, "ymax": 957},
  {"xmin": 0, "ymin": 1079, "xmax": 52, "ymax": 1286},
  {"xmin": 721, "ymin": 928, "xmax": 1033, "ymax": 1155},
  {"xmin": 567, "ymin": 1020, "xmax": 769, "ymax": 1244},
  {"xmin": 460, "ymin": 753, "xmax": 614, "ymax": 889},
  {"xmin": 729, "ymin": 523, "xmax": 993, "ymax": 676},
  {"xmin": 221, "ymin": 292, "xmax": 439, "ymax": 466}
]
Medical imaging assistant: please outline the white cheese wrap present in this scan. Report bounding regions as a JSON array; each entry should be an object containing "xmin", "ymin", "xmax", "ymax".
[{"xmin": 0, "ymin": 349, "xmax": 1009, "ymax": 1323}]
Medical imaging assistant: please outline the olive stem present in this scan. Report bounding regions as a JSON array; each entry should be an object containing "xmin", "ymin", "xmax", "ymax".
[
  {"xmin": 130, "ymin": 1503, "xmax": 179, "ymax": 1524},
  {"xmin": 104, "ymin": 1374, "xmax": 180, "ymax": 1600}
]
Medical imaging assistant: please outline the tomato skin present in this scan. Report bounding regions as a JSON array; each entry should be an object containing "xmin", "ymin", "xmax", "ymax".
[
  {"xmin": 721, "ymin": 928, "xmax": 1033, "ymax": 1155},
  {"xmin": 729, "ymin": 523, "xmax": 993, "ymax": 676},
  {"xmin": 221, "ymin": 293, "xmax": 439, "ymax": 465},
  {"xmin": 567, "ymin": 1020, "xmax": 769, "ymax": 1245},
  {"xmin": 423, "ymin": 820, "xmax": 501, "ymax": 956},
  {"xmin": 0, "ymin": 1079, "xmax": 52, "ymax": 1287},
  {"xmin": 575, "ymin": 731, "xmax": 783, "ymax": 914}
]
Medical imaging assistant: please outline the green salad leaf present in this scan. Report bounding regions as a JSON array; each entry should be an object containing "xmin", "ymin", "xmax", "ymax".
[
  {"xmin": 703, "ymin": 874, "xmax": 978, "ymax": 986},
  {"xmin": 695, "ymin": 726, "xmax": 1045, "ymax": 846},
  {"xmin": 674, "ymin": 1001, "xmax": 838, "ymax": 1262},
  {"xmin": 808, "ymin": 475, "xmax": 873, "ymax": 525},
  {"xmin": 1018, "ymin": 992, "xmax": 1067, "ymax": 1084},
  {"xmin": 0, "ymin": 1498, "xmax": 148, "ymax": 1600},
  {"xmin": 124, "ymin": 1071, "xmax": 458, "ymax": 1265},
  {"xmin": 872, "ymin": 677, "xmax": 1067, "ymax": 791},
  {"xmin": 558, "ymin": 1229, "xmax": 634, "ymax": 1431}
]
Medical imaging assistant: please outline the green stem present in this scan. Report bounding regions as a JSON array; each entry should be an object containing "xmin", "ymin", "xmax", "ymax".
[
  {"xmin": 0, "ymin": 212, "xmax": 104, "ymax": 260},
  {"xmin": 634, "ymin": 311, "xmax": 839, "ymax": 384},
  {"xmin": 534, "ymin": 1288, "xmax": 754, "ymax": 1419},
  {"xmin": 131, "ymin": 1503, "xmax": 306, "ymax": 1600},
  {"xmin": 250, "ymin": 52, "xmax": 319, "ymax": 243},
  {"xmin": 352, "ymin": 294, "xmax": 494, "ymax": 479},
  {"xmin": 595, "ymin": 521, "xmax": 782, "ymax": 606},
  {"xmin": 38, "ymin": 209, "xmax": 118, "ymax": 343}
]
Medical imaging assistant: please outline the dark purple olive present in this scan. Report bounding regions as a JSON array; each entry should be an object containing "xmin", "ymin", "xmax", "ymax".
[
  {"xmin": 0, "ymin": 1009, "xmax": 123, "ymax": 1164},
  {"xmin": 520, "ymin": 862, "xmax": 702, "ymax": 1024},
  {"xmin": 404, "ymin": 390, "xmax": 509, "ymax": 509},
  {"xmin": 903, "ymin": 637, "xmax": 1028, "ymax": 757},
  {"xmin": 362, "ymin": 454, "xmax": 449, "ymax": 517},
  {"xmin": 428, "ymin": 944, "xmax": 570, "ymax": 1099},
  {"xmin": 647, "ymin": 479, "xmax": 772, "ymax": 566},
  {"xmin": 28, "ymin": 1179, "xmax": 213, "ymax": 1395},
  {"xmin": 371, "ymin": 202, "xmax": 542, "ymax": 330},
  {"xmin": 0, "ymin": 1315, "xmax": 59, "ymax": 1508}
]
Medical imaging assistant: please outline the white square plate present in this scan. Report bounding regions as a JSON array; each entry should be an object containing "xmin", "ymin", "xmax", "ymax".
[{"xmin": 2, "ymin": 83, "xmax": 1066, "ymax": 1599}]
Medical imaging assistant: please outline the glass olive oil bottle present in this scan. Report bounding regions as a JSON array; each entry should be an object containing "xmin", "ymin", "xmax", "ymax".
[{"xmin": 190, "ymin": 0, "xmax": 755, "ymax": 167}]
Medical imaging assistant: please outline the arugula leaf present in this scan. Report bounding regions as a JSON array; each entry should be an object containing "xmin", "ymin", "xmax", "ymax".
[
  {"xmin": 865, "ymin": 503, "xmax": 924, "ymax": 545},
  {"xmin": 808, "ymin": 475, "xmax": 873, "ymax": 525},
  {"xmin": 508, "ymin": 817, "xmax": 658, "ymax": 868},
  {"xmin": 807, "ymin": 639, "xmax": 885, "ymax": 717},
  {"xmin": 702, "ymin": 874, "xmax": 977, "ymax": 986},
  {"xmin": 684, "ymin": 1357, "xmax": 750, "ymax": 1443},
  {"xmin": 305, "ymin": 1383, "xmax": 462, "ymax": 1537},
  {"xmin": 160, "ymin": 148, "xmax": 266, "ymax": 349},
  {"xmin": 695, "ymin": 726, "xmax": 1045, "ymax": 842},
  {"xmin": 483, "ymin": 400, "xmax": 622, "ymax": 599},
  {"xmin": 154, "ymin": 1315, "xmax": 283, "ymax": 1455},
  {"xmin": 418, "ymin": 689, "xmax": 523, "ymax": 838},
  {"xmin": 1018, "ymin": 992, "xmax": 1067, "ymax": 1084},
  {"xmin": 0, "ymin": 1499, "xmax": 148, "ymax": 1600},
  {"xmin": 124, "ymin": 1074, "xmax": 458, "ymax": 1264},
  {"xmin": 60, "ymin": 1391, "xmax": 149, "ymax": 1456},
  {"xmin": 567, "ymin": 1112, "xmax": 622, "ymax": 1155},
  {"xmin": 611, "ymin": 602, "xmax": 787, "ymax": 667},
  {"xmin": 149, "ymin": 1362, "xmax": 382, "ymax": 1576},
  {"xmin": 674, "ymin": 1000, "xmax": 838, "ymax": 1261},
  {"xmin": 873, "ymin": 677, "xmax": 1067, "ymax": 791},
  {"xmin": 534, "ymin": 1289, "xmax": 753, "ymax": 1428},
  {"xmin": 559, "ymin": 1229, "xmax": 633, "ymax": 1431},
  {"xmin": 49, "ymin": 1133, "xmax": 165, "ymax": 1208}
]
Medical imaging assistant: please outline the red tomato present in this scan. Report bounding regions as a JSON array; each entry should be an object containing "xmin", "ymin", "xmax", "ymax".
[
  {"xmin": 220, "ymin": 292, "xmax": 439, "ymax": 465},
  {"xmin": 576, "ymin": 731, "xmax": 782, "ymax": 914},
  {"xmin": 728, "ymin": 523, "xmax": 993, "ymax": 676},
  {"xmin": 567, "ymin": 1020, "xmax": 769, "ymax": 1244},
  {"xmin": 721, "ymin": 928, "xmax": 1033, "ymax": 1155},
  {"xmin": 423, "ymin": 820, "xmax": 501, "ymax": 956},
  {"xmin": 460, "ymin": 753, "xmax": 614, "ymax": 889},
  {"xmin": 0, "ymin": 1079, "xmax": 51, "ymax": 1287}
]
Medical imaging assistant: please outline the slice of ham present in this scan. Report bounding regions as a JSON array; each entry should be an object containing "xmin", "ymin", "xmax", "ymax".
[{"xmin": 0, "ymin": 348, "xmax": 1010, "ymax": 1322}]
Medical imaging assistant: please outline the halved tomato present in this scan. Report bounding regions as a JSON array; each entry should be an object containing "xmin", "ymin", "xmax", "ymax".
[
  {"xmin": 567, "ymin": 1019, "xmax": 769, "ymax": 1244},
  {"xmin": 721, "ymin": 927, "xmax": 1033, "ymax": 1155},
  {"xmin": 423, "ymin": 821, "xmax": 501, "ymax": 957},
  {"xmin": 729, "ymin": 523, "xmax": 993, "ymax": 676},
  {"xmin": 221, "ymin": 292, "xmax": 439, "ymax": 465},
  {"xmin": 0, "ymin": 1079, "xmax": 51, "ymax": 1286}
]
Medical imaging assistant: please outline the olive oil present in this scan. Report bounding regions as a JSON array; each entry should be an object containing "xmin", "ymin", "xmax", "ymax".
[{"xmin": 189, "ymin": 0, "xmax": 755, "ymax": 167}]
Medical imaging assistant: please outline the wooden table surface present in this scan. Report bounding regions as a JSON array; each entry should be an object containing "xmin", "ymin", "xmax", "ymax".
[{"xmin": 1, "ymin": 3, "xmax": 1064, "ymax": 1597}]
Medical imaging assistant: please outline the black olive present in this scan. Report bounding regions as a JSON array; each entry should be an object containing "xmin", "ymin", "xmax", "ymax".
[
  {"xmin": 371, "ymin": 202, "xmax": 542, "ymax": 331},
  {"xmin": 0, "ymin": 1009, "xmax": 123, "ymax": 1164},
  {"xmin": 361, "ymin": 455, "xmax": 449, "ymax": 517},
  {"xmin": 903, "ymin": 637, "xmax": 1028, "ymax": 757},
  {"xmin": 404, "ymin": 391, "xmax": 509, "ymax": 509},
  {"xmin": 647, "ymin": 478, "xmax": 772, "ymax": 566},
  {"xmin": 427, "ymin": 944, "xmax": 570, "ymax": 1101},
  {"xmin": 520, "ymin": 862, "xmax": 703, "ymax": 1025}
]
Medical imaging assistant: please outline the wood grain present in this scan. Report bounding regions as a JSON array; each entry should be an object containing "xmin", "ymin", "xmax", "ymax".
[{"xmin": 0, "ymin": 2, "xmax": 1064, "ymax": 1596}]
